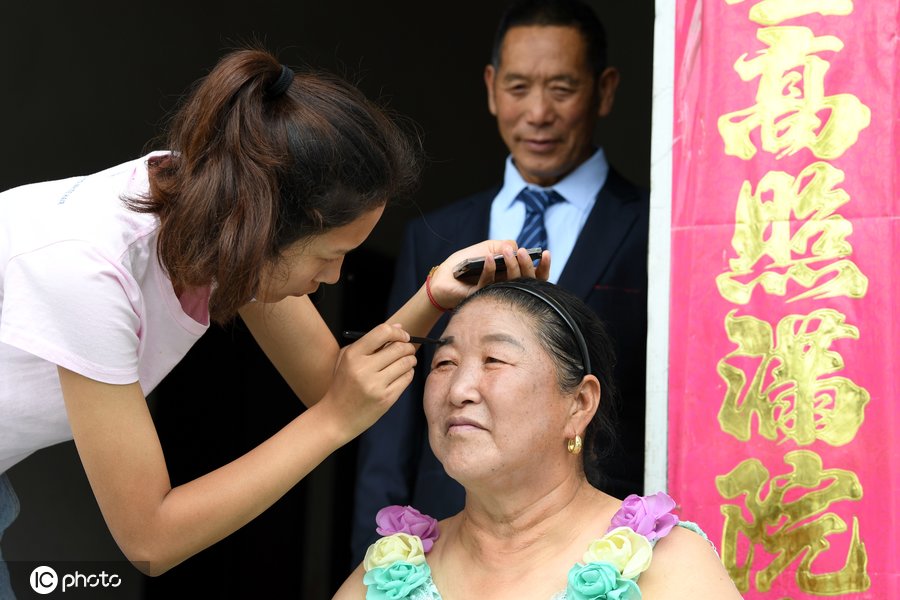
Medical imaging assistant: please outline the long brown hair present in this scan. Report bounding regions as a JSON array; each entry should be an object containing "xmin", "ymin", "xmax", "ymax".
[{"xmin": 128, "ymin": 47, "xmax": 421, "ymax": 322}]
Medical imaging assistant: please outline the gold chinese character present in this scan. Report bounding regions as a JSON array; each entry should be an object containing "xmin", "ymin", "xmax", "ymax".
[
  {"xmin": 725, "ymin": 0, "xmax": 853, "ymax": 26},
  {"xmin": 716, "ymin": 451, "xmax": 870, "ymax": 594},
  {"xmin": 718, "ymin": 308, "xmax": 869, "ymax": 446},
  {"xmin": 718, "ymin": 26, "xmax": 870, "ymax": 159},
  {"xmin": 716, "ymin": 162, "xmax": 868, "ymax": 304}
]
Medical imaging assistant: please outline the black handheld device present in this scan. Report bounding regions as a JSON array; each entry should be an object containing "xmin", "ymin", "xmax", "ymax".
[{"xmin": 451, "ymin": 247, "xmax": 543, "ymax": 282}]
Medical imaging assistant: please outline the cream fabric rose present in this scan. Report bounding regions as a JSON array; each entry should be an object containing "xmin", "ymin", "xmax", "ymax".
[
  {"xmin": 582, "ymin": 526, "xmax": 652, "ymax": 580},
  {"xmin": 363, "ymin": 533, "xmax": 426, "ymax": 571}
]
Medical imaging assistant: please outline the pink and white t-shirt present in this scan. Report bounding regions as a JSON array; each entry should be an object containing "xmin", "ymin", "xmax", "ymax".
[{"xmin": 0, "ymin": 152, "xmax": 210, "ymax": 473}]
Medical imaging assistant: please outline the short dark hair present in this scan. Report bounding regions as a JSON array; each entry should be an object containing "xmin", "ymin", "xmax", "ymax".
[
  {"xmin": 491, "ymin": 0, "xmax": 608, "ymax": 76},
  {"xmin": 456, "ymin": 278, "xmax": 619, "ymax": 490},
  {"xmin": 129, "ymin": 47, "xmax": 422, "ymax": 323}
]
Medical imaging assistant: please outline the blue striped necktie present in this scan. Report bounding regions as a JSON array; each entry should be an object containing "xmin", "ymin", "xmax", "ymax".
[{"xmin": 515, "ymin": 187, "xmax": 564, "ymax": 251}]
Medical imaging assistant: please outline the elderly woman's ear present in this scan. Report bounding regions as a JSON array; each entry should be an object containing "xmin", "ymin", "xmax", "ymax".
[{"xmin": 567, "ymin": 374, "xmax": 601, "ymax": 435}]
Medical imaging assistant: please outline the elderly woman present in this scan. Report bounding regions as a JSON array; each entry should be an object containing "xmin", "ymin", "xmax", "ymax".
[{"xmin": 335, "ymin": 279, "xmax": 741, "ymax": 599}]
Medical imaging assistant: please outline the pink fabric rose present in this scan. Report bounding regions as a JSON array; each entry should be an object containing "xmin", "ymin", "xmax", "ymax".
[
  {"xmin": 375, "ymin": 505, "xmax": 440, "ymax": 552},
  {"xmin": 608, "ymin": 492, "xmax": 679, "ymax": 542}
]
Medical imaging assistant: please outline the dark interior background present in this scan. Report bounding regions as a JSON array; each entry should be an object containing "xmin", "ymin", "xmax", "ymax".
[{"xmin": 0, "ymin": 1, "xmax": 654, "ymax": 597}]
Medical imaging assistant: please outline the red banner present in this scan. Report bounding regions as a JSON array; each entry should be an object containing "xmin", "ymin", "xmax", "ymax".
[{"xmin": 668, "ymin": 0, "xmax": 899, "ymax": 597}]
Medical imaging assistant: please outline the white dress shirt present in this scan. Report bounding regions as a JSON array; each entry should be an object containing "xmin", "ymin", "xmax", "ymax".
[{"xmin": 488, "ymin": 148, "xmax": 609, "ymax": 283}]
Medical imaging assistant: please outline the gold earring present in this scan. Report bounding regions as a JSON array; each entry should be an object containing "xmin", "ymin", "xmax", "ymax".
[{"xmin": 567, "ymin": 434, "xmax": 583, "ymax": 455}]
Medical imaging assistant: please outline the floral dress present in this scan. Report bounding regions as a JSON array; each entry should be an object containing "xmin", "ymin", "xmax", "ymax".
[{"xmin": 361, "ymin": 492, "xmax": 712, "ymax": 600}]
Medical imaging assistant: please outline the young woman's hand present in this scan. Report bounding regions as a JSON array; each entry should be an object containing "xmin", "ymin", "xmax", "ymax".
[
  {"xmin": 317, "ymin": 323, "xmax": 417, "ymax": 442},
  {"xmin": 427, "ymin": 240, "xmax": 551, "ymax": 311}
]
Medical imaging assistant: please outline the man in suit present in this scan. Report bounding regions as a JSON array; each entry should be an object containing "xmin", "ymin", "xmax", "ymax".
[{"xmin": 351, "ymin": 0, "xmax": 648, "ymax": 561}]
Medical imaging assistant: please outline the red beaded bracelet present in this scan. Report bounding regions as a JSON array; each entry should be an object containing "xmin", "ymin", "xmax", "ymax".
[{"xmin": 425, "ymin": 266, "xmax": 450, "ymax": 313}]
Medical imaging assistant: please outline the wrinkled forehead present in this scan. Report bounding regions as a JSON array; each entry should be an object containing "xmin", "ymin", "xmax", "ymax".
[{"xmin": 444, "ymin": 295, "xmax": 543, "ymax": 343}]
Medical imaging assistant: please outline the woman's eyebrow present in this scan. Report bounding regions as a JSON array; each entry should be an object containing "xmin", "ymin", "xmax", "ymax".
[{"xmin": 481, "ymin": 332, "xmax": 524, "ymax": 350}]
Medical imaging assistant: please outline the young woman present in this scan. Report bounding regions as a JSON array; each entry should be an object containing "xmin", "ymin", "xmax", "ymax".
[{"xmin": 0, "ymin": 46, "xmax": 549, "ymax": 588}]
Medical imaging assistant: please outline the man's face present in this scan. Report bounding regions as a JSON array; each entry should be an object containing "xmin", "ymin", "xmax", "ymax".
[{"xmin": 485, "ymin": 25, "xmax": 618, "ymax": 187}]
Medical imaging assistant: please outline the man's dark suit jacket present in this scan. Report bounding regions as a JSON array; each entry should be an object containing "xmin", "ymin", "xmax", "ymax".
[{"xmin": 351, "ymin": 169, "xmax": 649, "ymax": 562}]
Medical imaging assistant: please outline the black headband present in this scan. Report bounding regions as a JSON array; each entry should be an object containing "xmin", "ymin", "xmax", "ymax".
[
  {"xmin": 488, "ymin": 281, "xmax": 592, "ymax": 377},
  {"xmin": 267, "ymin": 64, "xmax": 294, "ymax": 98}
]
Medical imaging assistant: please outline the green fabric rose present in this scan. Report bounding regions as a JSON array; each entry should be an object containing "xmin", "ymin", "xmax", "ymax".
[
  {"xmin": 363, "ymin": 561, "xmax": 431, "ymax": 600},
  {"xmin": 566, "ymin": 561, "xmax": 641, "ymax": 600}
]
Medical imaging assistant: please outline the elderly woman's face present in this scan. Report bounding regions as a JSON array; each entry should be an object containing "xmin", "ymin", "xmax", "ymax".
[{"xmin": 424, "ymin": 297, "xmax": 572, "ymax": 486}]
